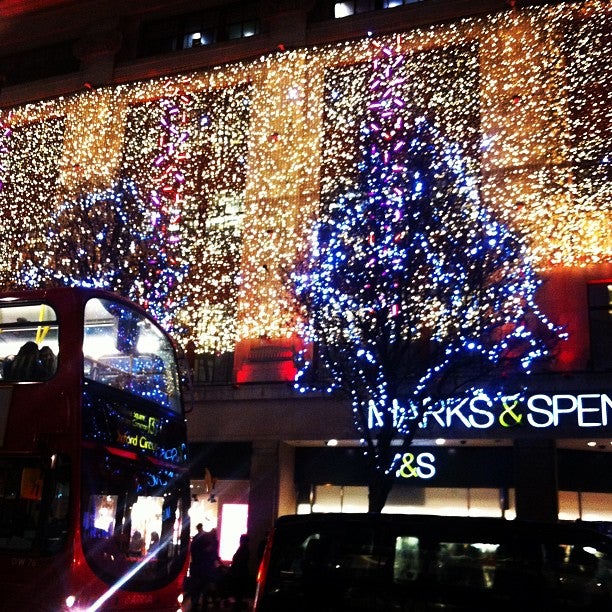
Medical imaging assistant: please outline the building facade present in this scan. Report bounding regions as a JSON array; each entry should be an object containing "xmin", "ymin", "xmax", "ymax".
[{"xmin": 0, "ymin": 0, "xmax": 610, "ymax": 565}]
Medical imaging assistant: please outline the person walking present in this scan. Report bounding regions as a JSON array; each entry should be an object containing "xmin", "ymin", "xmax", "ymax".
[
  {"xmin": 189, "ymin": 523, "xmax": 220, "ymax": 611},
  {"xmin": 228, "ymin": 534, "xmax": 252, "ymax": 611}
]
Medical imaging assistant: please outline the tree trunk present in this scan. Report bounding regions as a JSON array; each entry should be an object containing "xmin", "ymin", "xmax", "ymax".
[{"xmin": 367, "ymin": 471, "xmax": 394, "ymax": 513}]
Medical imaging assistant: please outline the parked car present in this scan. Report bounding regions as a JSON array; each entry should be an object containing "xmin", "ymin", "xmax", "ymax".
[{"xmin": 254, "ymin": 513, "xmax": 612, "ymax": 611}]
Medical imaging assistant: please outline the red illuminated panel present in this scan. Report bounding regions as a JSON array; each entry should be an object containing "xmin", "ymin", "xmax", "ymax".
[{"xmin": 0, "ymin": 0, "xmax": 74, "ymax": 18}]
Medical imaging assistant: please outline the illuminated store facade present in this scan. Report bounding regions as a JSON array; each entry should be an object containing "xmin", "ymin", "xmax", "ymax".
[{"xmin": 0, "ymin": 0, "xmax": 611, "ymax": 560}]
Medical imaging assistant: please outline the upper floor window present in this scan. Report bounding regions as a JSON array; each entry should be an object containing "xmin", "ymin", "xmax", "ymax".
[
  {"xmin": 184, "ymin": 29, "xmax": 217, "ymax": 49},
  {"xmin": 0, "ymin": 41, "xmax": 79, "ymax": 86},
  {"xmin": 334, "ymin": 0, "xmax": 423, "ymax": 18},
  {"xmin": 384, "ymin": 0, "xmax": 424, "ymax": 7},
  {"xmin": 182, "ymin": 12, "xmax": 219, "ymax": 49},
  {"xmin": 334, "ymin": 0, "xmax": 376, "ymax": 17},
  {"xmin": 228, "ymin": 19, "xmax": 259, "ymax": 40},
  {"xmin": 138, "ymin": 2, "xmax": 260, "ymax": 58},
  {"xmin": 587, "ymin": 280, "xmax": 612, "ymax": 371}
]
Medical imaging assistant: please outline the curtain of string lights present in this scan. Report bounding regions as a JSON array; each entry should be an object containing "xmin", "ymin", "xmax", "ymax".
[{"xmin": 0, "ymin": 1, "xmax": 609, "ymax": 352}]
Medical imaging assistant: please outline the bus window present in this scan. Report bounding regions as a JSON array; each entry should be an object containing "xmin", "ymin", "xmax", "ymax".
[
  {"xmin": 0, "ymin": 457, "xmax": 70, "ymax": 554},
  {"xmin": 81, "ymin": 449, "xmax": 189, "ymax": 589},
  {"xmin": 0, "ymin": 302, "xmax": 58, "ymax": 382},
  {"xmin": 83, "ymin": 298, "xmax": 180, "ymax": 412}
]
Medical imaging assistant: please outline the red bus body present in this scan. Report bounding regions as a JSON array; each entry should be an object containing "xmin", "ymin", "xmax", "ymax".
[{"xmin": 0, "ymin": 287, "xmax": 190, "ymax": 611}]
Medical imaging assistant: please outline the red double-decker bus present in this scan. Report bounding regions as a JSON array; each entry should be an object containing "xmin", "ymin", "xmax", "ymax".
[{"xmin": 0, "ymin": 287, "xmax": 190, "ymax": 611}]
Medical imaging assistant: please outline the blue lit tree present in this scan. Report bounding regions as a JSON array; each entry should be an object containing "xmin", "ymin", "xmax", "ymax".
[
  {"xmin": 292, "ymin": 43, "xmax": 563, "ymax": 512},
  {"xmin": 21, "ymin": 178, "xmax": 151, "ymax": 292},
  {"xmin": 19, "ymin": 177, "xmax": 186, "ymax": 331}
]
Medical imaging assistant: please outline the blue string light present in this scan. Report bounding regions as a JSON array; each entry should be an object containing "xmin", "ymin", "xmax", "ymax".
[{"xmin": 293, "ymin": 40, "xmax": 564, "ymax": 480}]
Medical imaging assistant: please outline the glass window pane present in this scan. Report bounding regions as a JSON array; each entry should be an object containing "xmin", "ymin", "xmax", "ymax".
[
  {"xmin": 341, "ymin": 486, "xmax": 368, "ymax": 512},
  {"xmin": 559, "ymin": 490, "xmax": 581, "ymax": 520},
  {"xmin": 385, "ymin": 487, "xmax": 516, "ymax": 518},
  {"xmin": 356, "ymin": 0, "xmax": 375, "ymax": 12},
  {"xmin": 0, "ymin": 302, "xmax": 58, "ymax": 382},
  {"xmin": 0, "ymin": 457, "xmax": 70, "ymax": 553},
  {"xmin": 545, "ymin": 540, "xmax": 612, "ymax": 607},
  {"xmin": 425, "ymin": 488, "xmax": 469, "ymax": 515},
  {"xmin": 227, "ymin": 23, "xmax": 243, "ymax": 40},
  {"xmin": 580, "ymin": 492, "xmax": 612, "ymax": 521},
  {"xmin": 242, "ymin": 21, "xmax": 258, "ymax": 37},
  {"xmin": 81, "ymin": 449, "xmax": 188, "ymax": 589},
  {"xmin": 313, "ymin": 485, "xmax": 342, "ymax": 512},
  {"xmin": 184, "ymin": 32, "xmax": 202, "ymax": 48},
  {"xmin": 200, "ymin": 29, "xmax": 216, "ymax": 45},
  {"xmin": 434, "ymin": 540, "xmax": 496, "ymax": 590},
  {"xmin": 335, "ymin": 2, "xmax": 355, "ymax": 18},
  {"xmin": 468, "ymin": 488, "xmax": 502, "ymax": 517},
  {"xmin": 83, "ymin": 298, "xmax": 181, "ymax": 412},
  {"xmin": 393, "ymin": 535, "xmax": 420, "ymax": 582}
]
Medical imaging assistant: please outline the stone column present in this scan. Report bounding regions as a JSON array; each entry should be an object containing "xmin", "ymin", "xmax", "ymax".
[
  {"xmin": 73, "ymin": 23, "xmax": 122, "ymax": 88},
  {"xmin": 278, "ymin": 442, "xmax": 296, "ymax": 517},
  {"xmin": 247, "ymin": 440, "xmax": 281, "ymax": 573},
  {"xmin": 260, "ymin": 0, "xmax": 315, "ymax": 50},
  {"xmin": 513, "ymin": 438, "xmax": 558, "ymax": 522}
]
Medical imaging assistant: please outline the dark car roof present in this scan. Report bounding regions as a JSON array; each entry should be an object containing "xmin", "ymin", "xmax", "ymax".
[{"xmin": 273, "ymin": 513, "xmax": 612, "ymax": 548}]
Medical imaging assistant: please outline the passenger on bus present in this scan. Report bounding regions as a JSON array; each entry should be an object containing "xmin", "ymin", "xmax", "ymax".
[
  {"xmin": 7, "ymin": 341, "xmax": 45, "ymax": 381},
  {"xmin": 148, "ymin": 531, "xmax": 160, "ymax": 553},
  {"xmin": 2, "ymin": 356, "xmax": 14, "ymax": 380},
  {"xmin": 129, "ymin": 530, "xmax": 145, "ymax": 556},
  {"xmin": 39, "ymin": 346, "xmax": 57, "ymax": 378}
]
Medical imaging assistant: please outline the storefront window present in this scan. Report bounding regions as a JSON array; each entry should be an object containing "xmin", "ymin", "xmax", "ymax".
[
  {"xmin": 433, "ymin": 541, "xmax": 500, "ymax": 591},
  {"xmin": 559, "ymin": 491, "xmax": 612, "ymax": 522},
  {"xmin": 301, "ymin": 485, "xmax": 517, "ymax": 518}
]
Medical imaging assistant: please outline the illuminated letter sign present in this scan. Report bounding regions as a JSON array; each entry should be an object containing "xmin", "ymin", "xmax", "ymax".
[
  {"xmin": 526, "ymin": 393, "xmax": 609, "ymax": 428},
  {"xmin": 395, "ymin": 452, "xmax": 436, "ymax": 480},
  {"xmin": 417, "ymin": 392, "xmax": 611, "ymax": 433},
  {"xmin": 365, "ymin": 392, "xmax": 612, "ymax": 435},
  {"xmin": 115, "ymin": 410, "xmax": 164, "ymax": 455},
  {"xmin": 368, "ymin": 398, "xmax": 408, "ymax": 430}
]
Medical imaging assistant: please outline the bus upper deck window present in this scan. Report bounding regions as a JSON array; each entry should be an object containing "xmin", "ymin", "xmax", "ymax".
[
  {"xmin": 83, "ymin": 298, "xmax": 181, "ymax": 412},
  {"xmin": 0, "ymin": 303, "xmax": 59, "ymax": 382}
]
